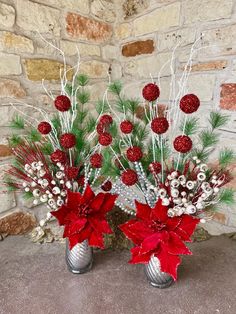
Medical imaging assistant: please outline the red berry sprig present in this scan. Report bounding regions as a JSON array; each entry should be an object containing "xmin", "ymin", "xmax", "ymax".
[
  {"xmin": 126, "ymin": 146, "xmax": 143, "ymax": 162},
  {"xmin": 120, "ymin": 120, "xmax": 133, "ymax": 134},
  {"xmin": 60, "ymin": 133, "xmax": 76, "ymax": 149},
  {"xmin": 90, "ymin": 153, "xmax": 103, "ymax": 168},
  {"xmin": 100, "ymin": 114, "xmax": 113, "ymax": 126},
  {"xmin": 173, "ymin": 135, "xmax": 192, "ymax": 153},
  {"xmin": 180, "ymin": 94, "xmax": 200, "ymax": 114},
  {"xmin": 54, "ymin": 95, "xmax": 71, "ymax": 112},
  {"xmin": 151, "ymin": 117, "xmax": 169, "ymax": 134},
  {"xmin": 142, "ymin": 83, "xmax": 160, "ymax": 102},
  {"xmin": 121, "ymin": 169, "xmax": 138, "ymax": 186},
  {"xmin": 38, "ymin": 121, "xmax": 52, "ymax": 135},
  {"xmin": 98, "ymin": 132, "xmax": 112, "ymax": 146}
]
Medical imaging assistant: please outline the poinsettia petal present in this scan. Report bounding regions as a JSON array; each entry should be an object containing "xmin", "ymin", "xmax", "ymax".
[
  {"xmin": 89, "ymin": 217, "xmax": 113, "ymax": 234},
  {"xmin": 82, "ymin": 185, "xmax": 95, "ymax": 203},
  {"xmin": 67, "ymin": 190, "xmax": 82, "ymax": 211},
  {"xmin": 152, "ymin": 199, "xmax": 168, "ymax": 223},
  {"xmin": 68, "ymin": 233, "xmax": 80, "ymax": 250},
  {"xmin": 100, "ymin": 193, "xmax": 118, "ymax": 213},
  {"xmin": 51, "ymin": 205, "xmax": 70, "ymax": 225},
  {"xmin": 167, "ymin": 231, "xmax": 192, "ymax": 255},
  {"xmin": 129, "ymin": 246, "xmax": 152, "ymax": 264},
  {"xmin": 135, "ymin": 200, "xmax": 151, "ymax": 221},
  {"xmin": 176, "ymin": 215, "xmax": 200, "ymax": 241},
  {"xmin": 90, "ymin": 193, "xmax": 105, "ymax": 212},
  {"xmin": 67, "ymin": 224, "xmax": 92, "ymax": 249},
  {"xmin": 88, "ymin": 231, "xmax": 104, "ymax": 249},
  {"xmin": 139, "ymin": 233, "xmax": 162, "ymax": 255},
  {"xmin": 157, "ymin": 248, "xmax": 181, "ymax": 281},
  {"xmin": 166, "ymin": 216, "xmax": 181, "ymax": 231},
  {"xmin": 119, "ymin": 220, "xmax": 153, "ymax": 245},
  {"xmin": 65, "ymin": 218, "xmax": 87, "ymax": 236}
]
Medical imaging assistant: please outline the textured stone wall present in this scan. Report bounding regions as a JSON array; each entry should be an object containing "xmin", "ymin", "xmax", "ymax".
[{"xmin": 0, "ymin": 0, "xmax": 236, "ymax": 236}]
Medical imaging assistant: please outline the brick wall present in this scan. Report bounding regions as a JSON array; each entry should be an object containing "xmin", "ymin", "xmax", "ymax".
[{"xmin": 0, "ymin": 0, "xmax": 236, "ymax": 236}]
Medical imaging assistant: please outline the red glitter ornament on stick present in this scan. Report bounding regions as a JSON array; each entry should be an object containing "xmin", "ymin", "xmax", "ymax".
[
  {"xmin": 151, "ymin": 117, "xmax": 169, "ymax": 134},
  {"xmin": 142, "ymin": 83, "xmax": 160, "ymax": 102},
  {"xmin": 126, "ymin": 146, "xmax": 143, "ymax": 162},
  {"xmin": 90, "ymin": 153, "xmax": 103, "ymax": 168},
  {"xmin": 180, "ymin": 94, "xmax": 200, "ymax": 114},
  {"xmin": 38, "ymin": 122, "xmax": 51, "ymax": 135},
  {"xmin": 98, "ymin": 132, "xmax": 112, "ymax": 146},
  {"xmin": 121, "ymin": 169, "xmax": 138, "ymax": 186},
  {"xmin": 60, "ymin": 133, "xmax": 76, "ymax": 149},
  {"xmin": 120, "ymin": 120, "xmax": 133, "ymax": 134},
  {"xmin": 174, "ymin": 135, "xmax": 192, "ymax": 153},
  {"xmin": 54, "ymin": 95, "xmax": 71, "ymax": 112}
]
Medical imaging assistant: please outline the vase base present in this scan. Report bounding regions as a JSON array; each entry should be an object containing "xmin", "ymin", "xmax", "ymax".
[
  {"xmin": 67, "ymin": 261, "xmax": 93, "ymax": 274},
  {"xmin": 148, "ymin": 278, "xmax": 174, "ymax": 289}
]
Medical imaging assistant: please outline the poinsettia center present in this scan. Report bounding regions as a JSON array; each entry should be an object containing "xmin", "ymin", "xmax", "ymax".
[
  {"xmin": 149, "ymin": 220, "xmax": 167, "ymax": 232},
  {"xmin": 78, "ymin": 204, "xmax": 91, "ymax": 217}
]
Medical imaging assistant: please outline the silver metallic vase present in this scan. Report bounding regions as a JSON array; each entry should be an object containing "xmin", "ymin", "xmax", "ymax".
[
  {"xmin": 145, "ymin": 256, "xmax": 174, "ymax": 288},
  {"xmin": 66, "ymin": 239, "xmax": 93, "ymax": 274}
]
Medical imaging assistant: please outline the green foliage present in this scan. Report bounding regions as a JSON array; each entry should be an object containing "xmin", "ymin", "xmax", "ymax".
[
  {"xmin": 109, "ymin": 81, "xmax": 122, "ymax": 95},
  {"xmin": 219, "ymin": 148, "xmax": 235, "ymax": 168},
  {"xmin": 155, "ymin": 141, "xmax": 170, "ymax": 162},
  {"xmin": 109, "ymin": 122, "xmax": 118, "ymax": 138},
  {"xmin": 180, "ymin": 117, "xmax": 199, "ymax": 136},
  {"xmin": 77, "ymin": 74, "xmax": 89, "ymax": 86},
  {"xmin": 209, "ymin": 111, "xmax": 229, "ymax": 129},
  {"xmin": 77, "ymin": 91, "xmax": 90, "ymax": 104},
  {"xmin": 51, "ymin": 115, "xmax": 61, "ymax": 132},
  {"xmin": 115, "ymin": 98, "xmax": 129, "ymax": 114},
  {"xmin": 96, "ymin": 100, "xmax": 109, "ymax": 115},
  {"xmin": 200, "ymin": 130, "xmax": 219, "ymax": 148},
  {"xmin": 10, "ymin": 115, "xmax": 25, "ymax": 130},
  {"xmin": 127, "ymin": 99, "xmax": 140, "ymax": 116},
  {"xmin": 65, "ymin": 83, "xmax": 72, "ymax": 96},
  {"xmin": 23, "ymin": 191, "xmax": 33, "ymax": 200},
  {"xmin": 86, "ymin": 117, "xmax": 97, "ymax": 133},
  {"xmin": 4, "ymin": 177, "xmax": 18, "ymax": 192},
  {"xmin": 191, "ymin": 149, "xmax": 210, "ymax": 162},
  {"xmin": 41, "ymin": 142, "xmax": 53, "ymax": 155},
  {"xmin": 100, "ymin": 148, "xmax": 119, "ymax": 177},
  {"xmin": 9, "ymin": 134, "xmax": 23, "ymax": 147},
  {"xmin": 218, "ymin": 188, "xmax": 235, "ymax": 205},
  {"xmin": 76, "ymin": 109, "xmax": 88, "ymax": 124},
  {"xmin": 27, "ymin": 129, "xmax": 41, "ymax": 142}
]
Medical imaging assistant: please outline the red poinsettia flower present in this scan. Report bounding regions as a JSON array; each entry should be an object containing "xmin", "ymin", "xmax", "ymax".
[
  {"xmin": 51, "ymin": 185, "xmax": 117, "ymax": 250},
  {"xmin": 119, "ymin": 200, "xmax": 200, "ymax": 280}
]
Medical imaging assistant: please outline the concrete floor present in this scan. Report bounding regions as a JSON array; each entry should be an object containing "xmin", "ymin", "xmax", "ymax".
[{"xmin": 0, "ymin": 236, "xmax": 236, "ymax": 314}]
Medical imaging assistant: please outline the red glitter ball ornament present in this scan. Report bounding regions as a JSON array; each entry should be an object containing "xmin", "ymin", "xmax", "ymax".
[
  {"xmin": 148, "ymin": 162, "xmax": 162, "ymax": 174},
  {"xmin": 180, "ymin": 94, "xmax": 200, "ymax": 114},
  {"xmin": 96, "ymin": 123, "xmax": 105, "ymax": 134},
  {"xmin": 173, "ymin": 135, "xmax": 192, "ymax": 153},
  {"xmin": 101, "ymin": 180, "xmax": 112, "ymax": 191},
  {"xmin": 90, "ymin": 153, "xmax": 103, "ymax": 168},
  {"xmin": 50, "ymin": 149, "xmax": 67, "ymax": 164},
  {"xmin": 100, "ymin": 114, "xmax": 113, "ymax": 125},
  {"xmin": 77, "ymin": 175, "xmax": 85, "ymax": 187},
  {"xmin": 60, "ymin": 133, "xmax": 76, "ymax": 149},
  {"xmin": 98, "ymin": 132, "xmax": 112, "ymax": 146},
  {"xmin": 37, "ymin": 121, "xmax": 51, "ymax": 135},
  {"xmin": 142, "ymin": 83, "xmax": 160, "ymax": 102},
  {"xmin": 126, "ymin": 146, "xmax": 143, "ymax": 162},
  {"xmin": 121, "ymin": 169, "xmax": 138, "ymax": 186},
  {"xmin": 120, "ymin": 120, "xmax": 133, "ymax": 134},
  {"xmin": 66, "ymin": 166, "xmax": 79, "ymax": 180},
  {"xmin": 151, "ymin": 117, "xmax": 169, "ymax": 134},
  {"xmin": 54, "ymin": 95, "xmax": 71, "ymax": 112}
]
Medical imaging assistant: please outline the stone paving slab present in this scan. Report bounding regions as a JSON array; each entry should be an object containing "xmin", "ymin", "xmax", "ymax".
[{"xmin": 0, "ymin": 236, "xmax": 236, "ymax": 314}]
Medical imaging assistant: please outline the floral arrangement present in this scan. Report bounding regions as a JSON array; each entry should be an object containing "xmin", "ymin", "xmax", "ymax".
[
  {"xmin": 5, "ymin": 73, "xmax": 118, "ymax": 250},
  {"xmin": 106, "ymin": 80, "xmax": 235, "ymax": 280}
]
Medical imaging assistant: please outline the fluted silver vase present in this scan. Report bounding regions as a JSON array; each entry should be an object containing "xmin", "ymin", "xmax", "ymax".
[
  {"xmin": 66, "ymin": 239, "xmax": 93, "ymax": 274},
  {"xmin": 145, "ymin": 256, "xmax": 174, "ymax": 288}
]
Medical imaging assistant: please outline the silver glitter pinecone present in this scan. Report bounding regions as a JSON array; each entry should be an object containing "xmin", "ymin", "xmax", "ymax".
[
  {"xmin": 66, "ymin": 239, "xmax": 93, "ymax": 274},
  {"xmin": 145, "ymin": 256, "xmax": 174, "ymax": 288}
]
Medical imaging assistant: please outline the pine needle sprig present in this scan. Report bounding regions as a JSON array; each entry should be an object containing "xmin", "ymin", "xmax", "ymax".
[
  {"xmin": 86, "ymin": 117, "xmax": 97, "ymax": 133},
  {"xmin": 200, "ymin": 130, "xmax": 219, "ymax": 148},
  {"xmin": 77, "ymin": 74, "xmax": 89, "ymax": 86},
  {"xmin": 209, "ymin": 111, "xmax": 229, "ymax": 130},
  {"xmin": 219, "ymin": 148, "xmax": 235, "ymax": 168},
  {"xmin": 96, "ymin": 100, "xmax": 109, "ymax": 115},
  {"xmin": 27, "ymin": 129, "xmax": 42, "ymax": 142},
  {"xmin": 77, "ymin": 91, "xmax": 90, "ymax": 104},
  {"xmin": 180, "ymin": 117, "xmax": 199, "ymax": 136},
  {"xmin": 9, "ymin": 134, "xmax": 23, "ymax": 147},
  {"xmin": 41, "ymin": 142, "xmax": 53, "ymax": 155},
  {"xmin": 127, "ymin": 99, "xmax": 140, "ymax": 116},
  {"xmin": 218, "ymin": 188, "xmax": 235, "ymax": 205},
  {"xmin": 10, "ymin": 115, "xmax": 25, "ymax": 130},
  {"xmin": 109, "ymin": 81, "xmax": 122, "ymax": 96}
]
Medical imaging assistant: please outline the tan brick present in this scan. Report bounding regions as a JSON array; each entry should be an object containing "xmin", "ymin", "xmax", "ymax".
[
  {"xmin": 122, "ymin": 40, "xmax": 154, "ymax": 57},
  {"xmin": 24, "ymin": 59, "xmax": 73, "ymax": 81},
  {"xmin": 102, "ymin": 45, "xmax": 119, "ymax": 60},
  {"xmin": 91, "ymin": 0, "xmax": 116, "ymax": 23},
  {"xmin": 186, "ymin": 74, "xmax": 216, "ymax": 101},
  {"xmin": 0, "ymin": 211, "xmax": 37, "ymax": 235},
  {"xmin": 60, "ymin": 41, "xmax": 100, "ymax": 57},
  {"xmin": 36, "ymin": 0, "xmax": 89, "ymax": 13},
  {"xmin": 189, "ymin": 61, "xmax": 227, "ymax": 72},
  {"xmin": 183, "ymin": 0, "xmax": 233, "ymax": 24},
  {"xmin": 123, "ymin": 0, "xmax": 149, "ymax": 19},
  {"xmin": 80, "ymin": 61, "xmax": 109, "ymax": 78},
  {"xmin": 0, "ymin": 79, "xmax": 26, "ymax": 99},
  {"xmin": 220, "ymin": 84, "xmax": 236, "ymax": 111},
  {"xmin": 0, "ymin": 31, "xmax": 34, "ymax": 54},
  {"xmin": 133, "ymin": 3, "xmax": 180, "ymax": 36},
  {"xmin": 124, "ymin": 52, "xmax": 172, "ymax": 78},
  {"xmin": 0, "ymin": 53, "xmax": 22, "ymax": 76},
  {"xmin": 0, "ymin": 3, "xmax": 15, "ymax": 28},
  {"xmin": 66, "ymin": 13, "xmax": 112, "ymax": 43},
  {"xmin": 158, "ymin": 28, "xmax": 196, "ymax": 51},
  {"xmin": 115, "ymin": 23, "xmax": 132, "ymax": 40},
  {"xmin": 16, "ymin": 0, "xmax": 60, "ymax": 36}
]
